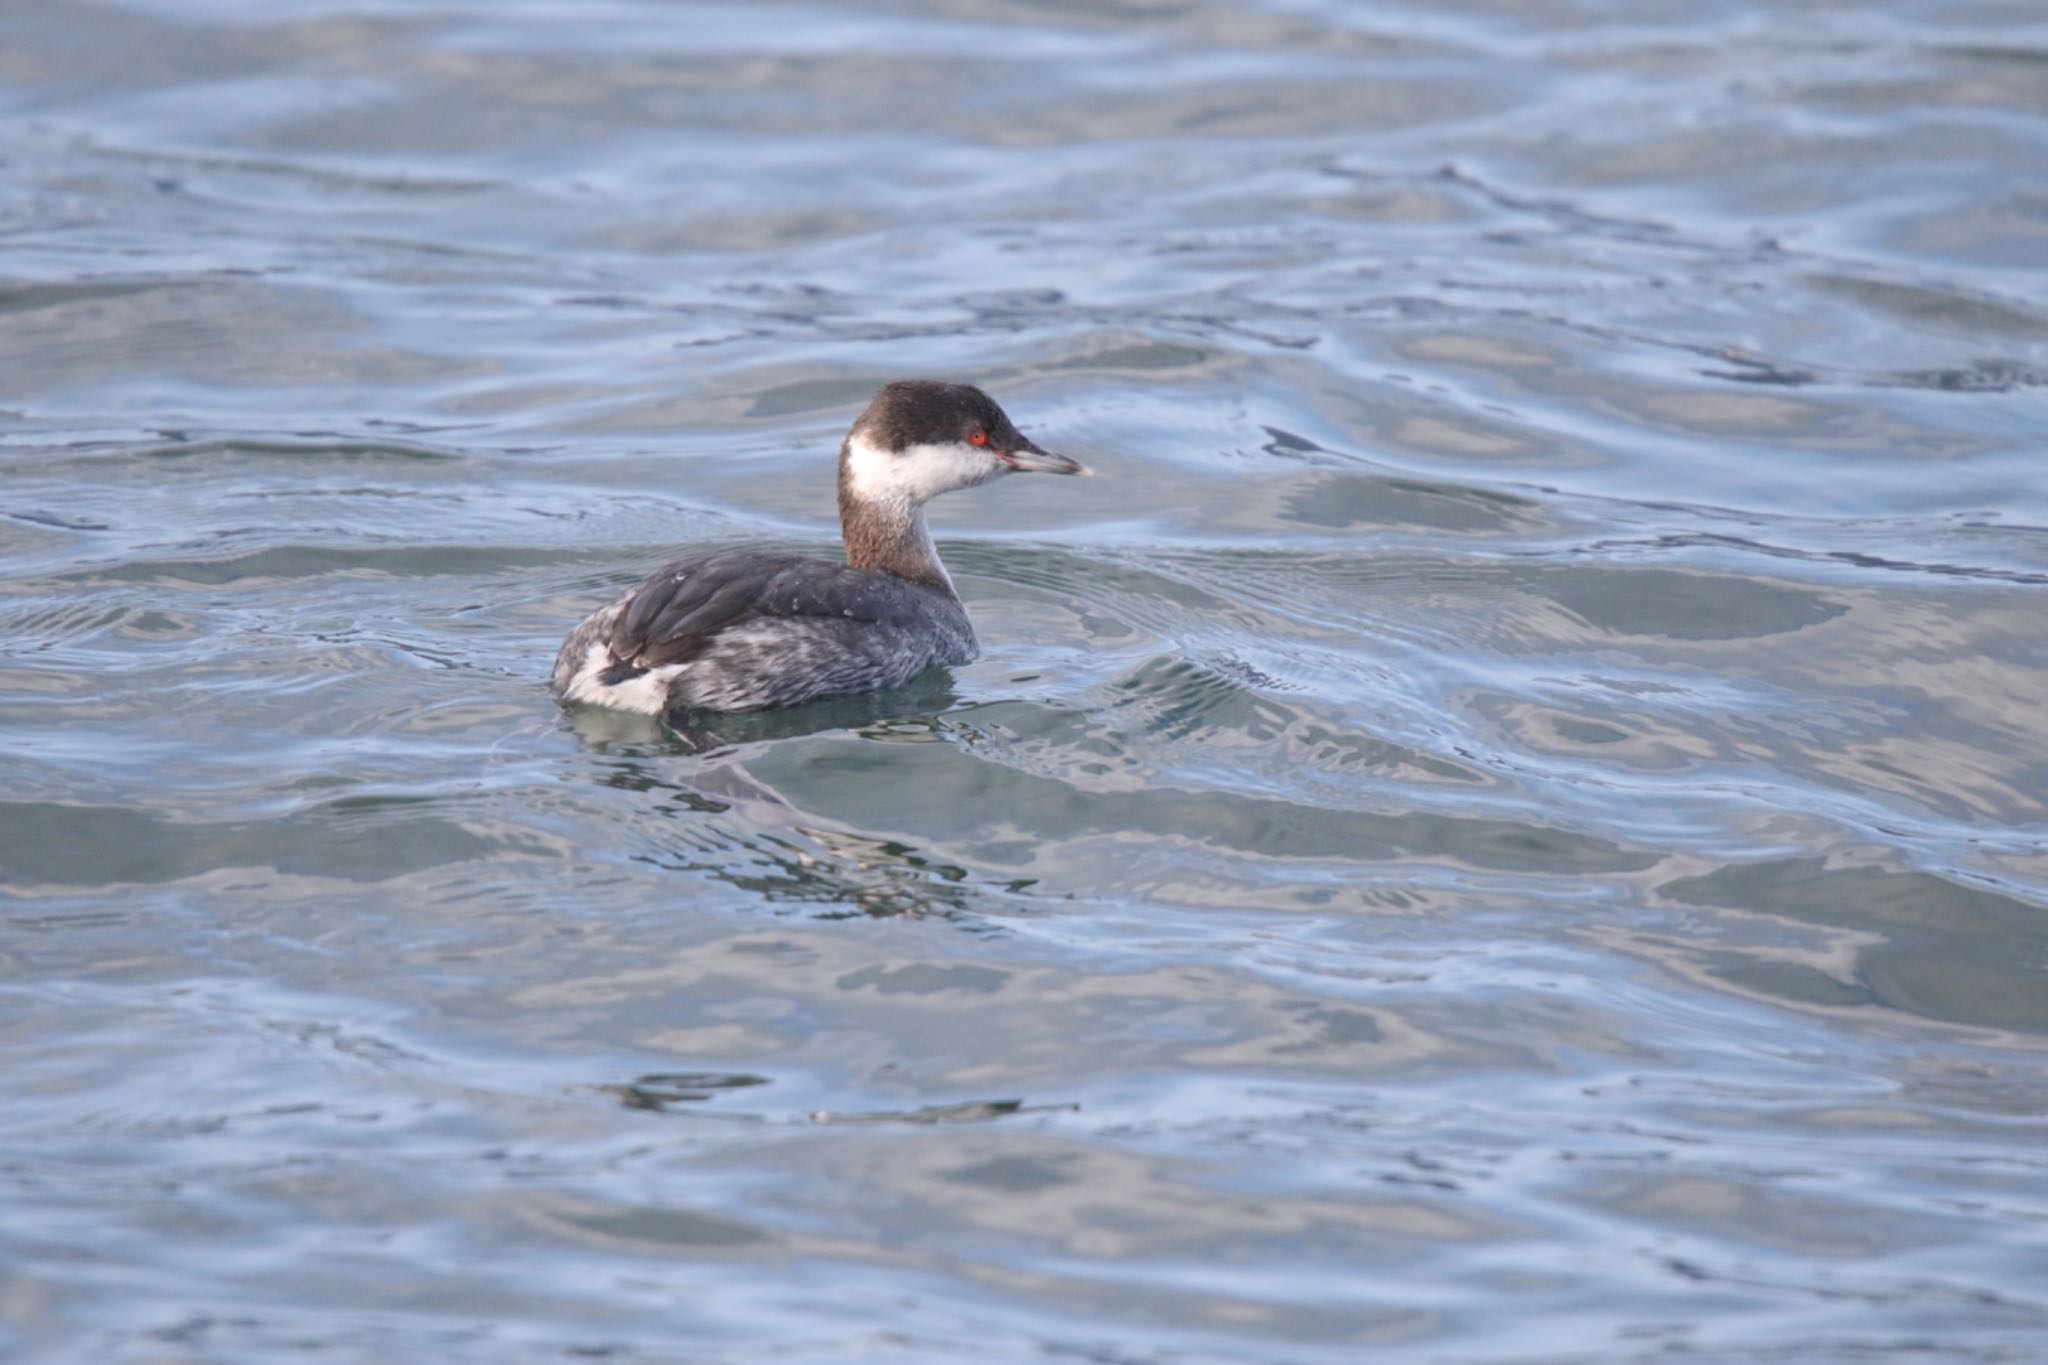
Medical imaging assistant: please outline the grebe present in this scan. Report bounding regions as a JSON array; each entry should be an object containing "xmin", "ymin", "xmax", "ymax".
[{"xmin": 553, "ymin": 380, "xmax": 1088, "ymax": 725}]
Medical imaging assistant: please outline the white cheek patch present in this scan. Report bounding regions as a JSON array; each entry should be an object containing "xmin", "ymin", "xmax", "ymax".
[
  {"xmin": 560, "ymin": 642, "xmax": 682, "ymax": 715},
  {"xmin": 843, "ymin": 433, "xmax": 1003, "ymax": 505}
]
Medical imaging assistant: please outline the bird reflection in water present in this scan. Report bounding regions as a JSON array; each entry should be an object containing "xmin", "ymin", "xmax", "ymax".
[{"xmin": 569, "ymin": 677, "xmax": 1026, "ymax": 923}]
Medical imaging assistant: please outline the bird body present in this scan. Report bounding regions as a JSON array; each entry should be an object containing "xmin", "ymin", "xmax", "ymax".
[{"xmin": 552, "ymin": 381, "xmax": 1085, "ymax": 726}]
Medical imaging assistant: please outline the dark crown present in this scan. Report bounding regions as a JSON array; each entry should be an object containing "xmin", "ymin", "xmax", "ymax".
[{"xmin": 851, "ymin": 380, "xmax": 1025, "ymax": 452}]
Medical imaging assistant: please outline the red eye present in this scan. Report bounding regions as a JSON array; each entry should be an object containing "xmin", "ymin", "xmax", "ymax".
[{"xmin": 968, "ymin": 430, "xmax": 988, "ymax": 446}]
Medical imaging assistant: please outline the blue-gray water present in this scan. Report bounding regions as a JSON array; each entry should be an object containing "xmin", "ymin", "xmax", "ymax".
[{"xmin": 4, "ymin": 1, "xmax": 2047, "ymax": 1361}]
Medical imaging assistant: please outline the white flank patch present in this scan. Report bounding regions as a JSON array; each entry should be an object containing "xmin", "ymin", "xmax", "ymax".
[
  {"xmin": 559, "ymin": 640, "xmax": 682, "ymax": 715},
  {"xmin": 842, "ymin": 433, "xmax": 1003, "ymax": 507}
]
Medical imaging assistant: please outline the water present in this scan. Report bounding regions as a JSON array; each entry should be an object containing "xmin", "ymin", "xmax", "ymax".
[{"xmin": 3, "ymin": 0, "xmax": 2046, "ymax": 1360}]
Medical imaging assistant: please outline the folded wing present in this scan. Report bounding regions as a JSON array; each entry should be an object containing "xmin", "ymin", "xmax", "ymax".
[{"xmin": 600, "ymin": 551, "xmax": 934, "ymax": 682}]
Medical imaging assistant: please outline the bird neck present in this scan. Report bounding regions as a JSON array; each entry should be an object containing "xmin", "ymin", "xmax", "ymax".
[{"xmin": 838, "ymin": 484, "xmax": 957, "ymax": 596}]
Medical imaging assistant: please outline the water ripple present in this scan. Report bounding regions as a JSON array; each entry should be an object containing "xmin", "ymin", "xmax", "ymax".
[{"xmin": 2, "ymin": 0, "xmax": 2046, "ymax": 1360}]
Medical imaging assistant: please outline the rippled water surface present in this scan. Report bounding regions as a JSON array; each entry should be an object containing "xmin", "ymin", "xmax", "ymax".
[{"xmin": 5, "ymin": 1, "xmax": 2048, "ymax": 1360}]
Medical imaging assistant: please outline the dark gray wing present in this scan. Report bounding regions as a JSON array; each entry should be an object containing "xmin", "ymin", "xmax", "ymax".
[{"xmin": 597, "ymin": 551, "xmax": 936, "ymax": 683}]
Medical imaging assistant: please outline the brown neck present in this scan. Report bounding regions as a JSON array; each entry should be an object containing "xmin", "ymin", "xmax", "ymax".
[{"xmin": 839, "ymin": 485, "xmax": 956, "ymax": 596}]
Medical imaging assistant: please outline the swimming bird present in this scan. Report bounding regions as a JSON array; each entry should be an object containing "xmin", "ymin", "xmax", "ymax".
[{"xmin": 552, "ymin": 380, "xmax": 1088, "ymax": 727}]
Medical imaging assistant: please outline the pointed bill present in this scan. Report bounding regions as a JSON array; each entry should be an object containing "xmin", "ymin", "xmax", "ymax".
[{"xmin": 999, "ymin": 439, "xmax": 1091, "ymax": 476}]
